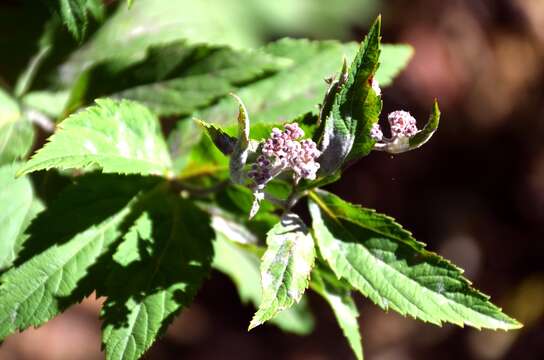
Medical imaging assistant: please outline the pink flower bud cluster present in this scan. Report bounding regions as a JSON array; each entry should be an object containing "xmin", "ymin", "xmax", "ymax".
[
  {"xmin": 370, "ymin": 123, "xmax": 383, "ymax": 141},
  {"xmin": 248, "ymin": 123, "xmax": 321, "ymax": 187},
  {"xmin": 388, "ymin": 111, "xmax": 418, "ymax": 137},
  {"xmin": 372, "ymin": 111, "xmax": 419, "ymax": 141},
  {"xmin": 371, "ymin": 111, "xmax": 420, "ymax": 154}
]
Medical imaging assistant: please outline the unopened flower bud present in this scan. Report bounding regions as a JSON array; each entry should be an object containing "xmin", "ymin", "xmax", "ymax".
[
  {"xmin": 370, "ymin": 123, "xmax": 383, "ymax": 141},
  {"xmin": 388, "ymin": 111, "xmax": 418, "ymax": 138}
]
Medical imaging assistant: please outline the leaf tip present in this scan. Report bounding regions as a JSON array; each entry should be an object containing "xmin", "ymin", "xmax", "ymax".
[{"xmin": 247, "ymin": 319, "xmax": 261, "ymax": 331}]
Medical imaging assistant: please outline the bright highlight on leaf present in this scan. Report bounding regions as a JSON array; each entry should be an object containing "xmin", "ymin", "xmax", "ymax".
[
  {"xmin": 18, "ymin": 99, "xmax": 173, "ymax": 177},
  {"xmin": 309, "ymin": 189, "xmax": 522, "ymax": 330},
  {"xmin": 0, "ymin": 9, "xmax": 523, "ymax": 360},
  {"xmin": 249, "ymin": 213, "xmax": 316, "ymax": 330},
  {"xmin": 0, "ymin": 163, "xmax": 43, "ymax": 270}
]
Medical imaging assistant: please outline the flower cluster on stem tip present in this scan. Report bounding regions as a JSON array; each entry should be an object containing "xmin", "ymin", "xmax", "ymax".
[
  {"xmin": 371, "ymin": 110, "xmax": 420, "ymax": 154},
  {"xmin": 248, "ymin": 123, "xmax": 321, "ymax": 189}
]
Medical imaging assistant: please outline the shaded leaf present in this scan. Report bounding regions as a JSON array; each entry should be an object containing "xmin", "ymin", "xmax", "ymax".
[
  {"xmin": 195, "ymin": 119, "xmax": 236, "ymax": 155},
  {"xmin": 308, "ymin": 189, "xmax": 522, "ymax": 330},
  {"xmin": 44, "ymin": 0, "xmax": 104, "ymax": 41},
  {"xmin": 58, "ymin": 0, "xmax": 261, "ymax": 82},
  {"xmin": 102, "ymin": 193, "xmax": 214, "ymax": 360},
  {"xmin": 65, "ymin": 41, "xmax": 287, "ymax": 116},
  {"xmin": 198, "ymin": 38, "xmax": 356, "ymax": 126},
  {"xmin": 0, "ymin": 174, "xmax": 158, "ymax": 340},
  {"xmin": 312, "ymin": 267, "xmax": 362, "ymax": 360},
  {"xmin": 19, "ymin": 99, "xmax": 173, "ymax": 177}
]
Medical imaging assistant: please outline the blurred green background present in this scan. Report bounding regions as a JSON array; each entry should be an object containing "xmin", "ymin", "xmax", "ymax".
[{"xmin": 1, "ymin": 0, "xmax": 543, "ymax": 359}]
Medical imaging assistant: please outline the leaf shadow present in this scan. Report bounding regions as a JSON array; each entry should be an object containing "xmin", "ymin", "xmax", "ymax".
[
  {"xmin": 73, "ymin": 195, "xmax": 215, "ymax": 338},
  {"xmin": 14, "ymin": 173, "xmax": 159, "ymax": 268}
]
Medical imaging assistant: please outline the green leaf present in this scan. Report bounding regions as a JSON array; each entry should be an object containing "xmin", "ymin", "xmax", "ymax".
[
  {"xmin": 0, "ymin": 163, "xmax": 43, "ymax": 270},
  {"xmin": 65, "ymin": 41, "xmax": 287, "ymax": 116},
  {"xmin": 229, "ymin": 94, "xmax": 250, "ymax": 184},
  {"xmin": 249, "ymin": 213, "xmax": 316, "ymax": 330},
  {"xmin": 59, "ymin": 0, "xmax": 261, "ymax": 82},
  {"xmin": 0, "ymin": 174, "xmax": 158, "ymax": 340},
  {"xmin": 0, "ymin": 89, "xmax": 20, "ymax": 126},
  {"xmin": 18, "ymin": 99, "xmax": 173, "ymax": 177},
  {"xmin": 409, "ymin": 100, "xmax": 440, "ymax": 148},
  {"xmin": 312, "ymin": 267, "xmax": 362, "ymax": 360},
  {"xmin": 56, "ymin": 0, "xmax": 88, "ymax": 41},
  {"xmin": 44, "ymin": 0, "xmax": 104, "ymax": 41},
  {"xmin": 376, "ymin": 44, "xmax": 414, "ymax": 87},
  {"xmin": 212, "ymin": 223, "xmax": 314, "ymax": 334},
  {"xmin": 318, "ymin": 17, "xmax": 382, "ymax": 175},
  {"xmin": 0, "ymin": 89, "xmax": 35, "ymax": 165},
  {"xmin": 21, "ymin": 90, "xmax": 70, "ymax": 119},
  {"xmin": 308, "ymin": 189, "xmax": 522, "ymax": 330},
  {"xmin": 197, "ymin": 38, "xmax": 356, "ymax": 126},
  {"xmin": 102, "ymin": 193, "xmax": 214, "ymax": 360},
  {"xmin": 195, "ymin": 119, "xmax": 236, "ymax": 156}
]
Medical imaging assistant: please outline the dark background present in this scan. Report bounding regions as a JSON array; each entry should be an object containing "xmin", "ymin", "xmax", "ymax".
[{"xmin": 1, "ymin": 0, "xmax": 543, "ymax": 359}]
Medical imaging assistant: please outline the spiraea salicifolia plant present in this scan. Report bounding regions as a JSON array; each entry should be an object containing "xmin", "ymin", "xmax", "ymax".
[{"xmin": 0, "ymin": 6, "xmax": 521, "ymax": 360}]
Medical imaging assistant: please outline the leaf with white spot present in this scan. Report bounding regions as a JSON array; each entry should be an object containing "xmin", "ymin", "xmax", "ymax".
[
  {"xmin": 308, "ymin": 189, "xmax": 522, "ymax": 330},
  {"xmin": 249, "ymin": 213, "xmax": 315, "ymax": 330},
  {"xmin": 312, "ymin": 267, "xmax": 363, "ymax": 360},
  {"xmin": 18, "ymin": 99, "xmax": 173, "ymax": 177},
  {"xmin": 212, "ymin": 222, "xmax": 315, "ymax": 335}
]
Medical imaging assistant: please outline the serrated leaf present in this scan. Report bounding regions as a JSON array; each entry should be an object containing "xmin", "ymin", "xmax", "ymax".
[
  {"xmin": 409, "ymin": 100, "xmax": 440, "ymax": 148},
  {"xmin": 198, "ymin": 39, "xmax": 356, "ymax": 126},
  {"xmin": 229, "ymin": 94, "xmax": 250, "ymax": 184},
  {"xmin": 312, "ymin": 267, "xmax": 362, "ymax": 360},
  {"xmin": 308, "ymin": 189, "xmax": 522, "ymax": 330},
  {"xmin": 56, "ymin": 0, "xmax": 88, "ymax": 41},
  {"xmin": 195, "ymin": 118, "xmax": 236, "ymax": 155},
  {"xmin": 212, "ymin": 221, "xmax": 314, "ymax": 334},
  {"xmin": 59, "ymin": 0, "xmax": 261, "ymax": 81},
  {"xmin": 65, "ymin": 41, "xmax": 287, "ymax": 116},
  {"xmin": 44, "ymin": 0, "xmax": 104, "ymax": 41},
  {"xmin": 0, "ymin": 163, "xmax": 43, "ymax": 270},
  {"xmin": 318, "ymin": 17, "xmax": 382, "ymax": 175},
  {"xmin": 101, "ymin": 193, "xmax": 214, "ymax": 360},
  {"xmin": 0, "ymin": 174, "xmax": 158, "ymax": 340},
  {"xmin": 18, "ymin": 99, "xmax": 173, "ymax": 177},
  {"xmin": 249, "ymin": 213, "xmax": 315, "ymax": 330}
]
